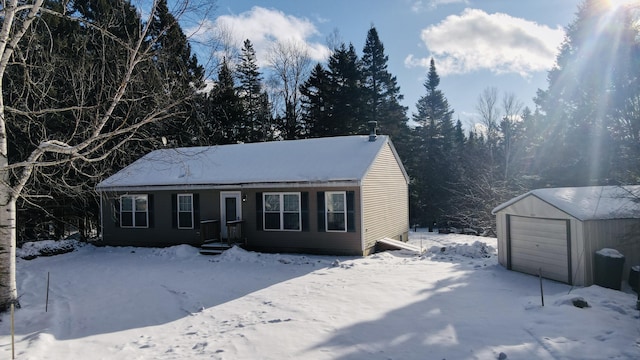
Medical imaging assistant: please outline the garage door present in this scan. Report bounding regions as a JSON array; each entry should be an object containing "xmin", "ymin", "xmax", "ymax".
[{"xmin": 508, "ymin": 216, "xmax": 570, "ymax": 283}]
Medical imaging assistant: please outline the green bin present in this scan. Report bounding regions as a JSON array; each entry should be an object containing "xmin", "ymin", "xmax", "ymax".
[{"xmin": 594, "ymin": 248, "xmax": 625, "ymax": 290}]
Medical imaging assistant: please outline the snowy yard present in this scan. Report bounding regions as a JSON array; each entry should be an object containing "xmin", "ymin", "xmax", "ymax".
[{"xmin": 1, "ymin": 231, "xmax": 639, "ymax": 359}]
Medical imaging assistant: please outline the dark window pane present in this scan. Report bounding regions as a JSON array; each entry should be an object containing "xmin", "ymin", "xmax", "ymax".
[
  {"xmin": 179, "ymin": 212, "xmax": 193, "ymax": 228},
  {"xmin": 264, "ymin": 213, "xmax": 280, "ymax": 230},
  {"xmin": 121, "ymin": 197, "xmax": 133, "ymax": 211},
  {"xmin": 283, "ymin": 213, "xmax": 300, "ymax": 230},
  {"xmin": 135, "ymin": 211, "xmax": 147, "ymax": 227},
  {"xmin": 327, "ymin": 213, "xmax": 345, "ymax": 231},
  {"xmin": 226, "ymin": 197, "xmax": 237, "ymax": 221},
  {"xmin": 121, "ymin": 212, "xmax": 133, "ymax": 227}
]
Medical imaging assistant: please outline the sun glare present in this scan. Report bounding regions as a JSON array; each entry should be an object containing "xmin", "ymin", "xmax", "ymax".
[{"xmin": 603, "ymin": 0, "xmax": 637, "ymax": 9}]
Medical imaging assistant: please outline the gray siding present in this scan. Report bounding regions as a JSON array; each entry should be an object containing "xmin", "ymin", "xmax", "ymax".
[
  {"xmin": 242, "ymin": 187, "xmax": 364, "ymax": 256},
  {"xmin": 100, "ymin": 187, "xmax": 365, "ymax": 255},
  {"xmin": 582, "ymin": 219, "xmax": 640, "ymax": 285},
  {"xmin": 361, "ymin": 142, "xmax": 409, "ymax": 253},
  {"xmin": 100, "ymin": 190, "xmax": 220, "ymax": 247}
]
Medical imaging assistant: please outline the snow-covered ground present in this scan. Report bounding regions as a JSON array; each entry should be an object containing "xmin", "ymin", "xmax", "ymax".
[{"xmin": 1, "ymin": 230, "xmax": 639, "ymax": 359}]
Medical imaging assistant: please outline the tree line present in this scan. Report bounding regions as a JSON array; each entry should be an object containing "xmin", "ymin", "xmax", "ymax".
[
  {"xmin": 6, "ymin": 0, "xmax": 640, "ymax": 241},
  {"xmin": 1, "ymin": 0, "xmax": 638, "ymax": 310}
]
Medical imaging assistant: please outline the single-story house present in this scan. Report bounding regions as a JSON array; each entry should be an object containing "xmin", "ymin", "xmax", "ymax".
[
  {"xmin": 492, "ymin": 185, "xmax": 640, "ymax": 285},
  {"xmin": 96, "ymin": 133, "xmax": 409, "ymax": 256}
]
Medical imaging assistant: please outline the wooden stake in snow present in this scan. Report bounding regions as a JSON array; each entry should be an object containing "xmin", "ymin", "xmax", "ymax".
[
  {"xmin": 11, "ymin": 302, "xmax": 15, "ymax": 359},
  {"xmin": 45, "ymin": 272, "xmax": 50, "ymax": 312},
  {"xmin": 539, "ymin": 268, "xmax": 544, "ymax": 307}
]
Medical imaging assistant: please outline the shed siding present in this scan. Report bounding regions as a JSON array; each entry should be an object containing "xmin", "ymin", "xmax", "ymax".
[
  {"xmin": 495, "ymin": 194, "xmax": 586, "ymax": 285},
  {"xmin": 496, "ymin": 195, "xmax": 575, "ymax": 267},
  {"xmin": 582, "ymin": 219, "xmax": 640, "ymax": 285},
  {"xmin": 361, "ymin": 142, "xmax": 409, "ymax": 253}
]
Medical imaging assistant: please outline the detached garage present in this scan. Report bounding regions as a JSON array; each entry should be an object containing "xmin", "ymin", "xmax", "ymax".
[{"xmin": 492, "ymin": 186, "xmax": 640, "ymax": 286}]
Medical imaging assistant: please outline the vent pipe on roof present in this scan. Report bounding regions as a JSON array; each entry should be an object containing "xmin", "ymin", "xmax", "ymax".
[{"xmin": 368, "ymin": 121, "xmax": 377, "ymax": 142}]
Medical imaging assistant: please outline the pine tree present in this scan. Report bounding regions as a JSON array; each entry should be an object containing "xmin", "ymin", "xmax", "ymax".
[
  {"xmin": 237, "ymin": 39, "xmax": 271, "ymax": 142},
  {"xmin": 409, "ymin": 58, "xmax": 456, "ymax": 226},
  {"xmin": 361, "ymin": 26, "xmax": 408, "ymax": 139},
  {"xmin": 1, "ymin": 0, "xmax": 207, "ymax": 311},
  {"xmin": 146, "ymin": 0, "xmax": 205, "ymax": 147},
  {"xmin": 300, "ymin": 63, "xmax": 332, "ymax": 137},
  {"xmin": 534, "ymin": 0, "xmax": 640, "ymax": 186},
  {"xmin": 325, "ymin": 43, "xmax": 365, "ymax": 135},
  {"xmin": 208, "ymin": 59, "xmax": 245, "ymax": 144}
]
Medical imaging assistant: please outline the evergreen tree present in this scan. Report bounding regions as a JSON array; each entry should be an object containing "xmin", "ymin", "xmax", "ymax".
[
  {"xmin": 6, "ymin": 0, "xmax": 155, "ymax": 241},
  {"xmin": 300, "ymin": 63, "xmax": 332, "ymax": 137},
  {"xmin": 361, "ymin": 26, "xmax": 408, "ymax": 139},
  {"xmin": 207, "ymin": 58, "xmax": 245, "ymax": 144},
  {"xmin": 237, "ymin": 39, "xmax": 271, "ymax": 142},
  {"xmin": 325, "ymin": 43, "xmax": 365, "ymax": 135},
  {"xmin": 534, "ymin": 0, "xmax": 640, "ymax": 186},
  {"xmin": 147, "ymin": 0, "xmax": 205, "ymax": 147},
  {"xmin": 409, "ymin": 58, "xmax": 456, "ymax": 226},
  {"xmin": 1, "ymin": 0, "xmax": 207, "ymax": 310}
]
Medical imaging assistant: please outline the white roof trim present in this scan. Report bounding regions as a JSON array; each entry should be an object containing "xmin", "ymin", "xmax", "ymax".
[{"xmin": 96, "ymin": 180, "xmax": 361, "ymax": 193}]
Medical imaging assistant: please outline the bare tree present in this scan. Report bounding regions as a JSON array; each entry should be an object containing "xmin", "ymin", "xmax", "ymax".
[
  {"xmin": 501, "ymin": 92, "xmax": 524, "ymax": 181},
  {"xmin": 0, "ymin": 0, "xmax": 211, "ymax": 312},
  {"xmin": 476, "ymin": 87, "xmax": 500, "ymax": 152},
  {"xmin": 267, "ymin": 40, "xmax": 312, "ymax": 139}
]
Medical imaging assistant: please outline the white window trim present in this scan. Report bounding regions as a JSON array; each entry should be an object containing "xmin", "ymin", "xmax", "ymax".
[
  {"xmin": 120, "ymin": 194, "xmax": 149, "ymax": 228},
  {"xmin": 325, "ymin": 191, "xmax": 347, "ymax": 232},
  {"xmin": 263, "ymin": 192, "xmax": 302, "ymax": 232},
  {"xmin": 177, "ymin": 193, "xmax": 194, "ymax": 229}
]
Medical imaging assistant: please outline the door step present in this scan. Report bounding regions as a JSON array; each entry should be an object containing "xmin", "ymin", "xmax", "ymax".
[{"xmin": 200, "ymin": 241, "xmax": 232, "ymax": 255}]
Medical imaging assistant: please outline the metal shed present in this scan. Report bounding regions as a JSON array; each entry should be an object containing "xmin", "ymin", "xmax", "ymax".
[{"xmin": 492, "ymin": 186, "xmax": 640, "ymax": 285}]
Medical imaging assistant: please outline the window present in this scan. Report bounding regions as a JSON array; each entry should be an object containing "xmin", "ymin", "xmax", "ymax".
[
  {"xmin": 120, "ymin": 195, "xmax": 148, "ymax": 228},
  {"xmin": 263, "ymin": 192, "xmax": 301, "ymax": 231},
  {"xmin": 177, "ymin": 194, "xmax": 194, "ymax": 229},
  {"xmin": 326, "ymin": 191, "xmax": 347, "ymax": 232},
  {"xmin": 317, "ymin": 191, "xmax": 355, "ymax": 233}
]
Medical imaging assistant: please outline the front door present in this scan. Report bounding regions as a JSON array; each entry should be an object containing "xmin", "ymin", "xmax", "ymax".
[{"xmin": 220, "ymin": 191, "xmax": 242, "ymax": 239}]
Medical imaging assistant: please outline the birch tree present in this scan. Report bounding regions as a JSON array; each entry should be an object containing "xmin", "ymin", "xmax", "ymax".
[
  {"xmin": 267, "ymin": 40, "xmax": 312, "ymax": 139},
  {"xmin": 0, "ymin": 0, "xmax": 207, "ymax": 312}
]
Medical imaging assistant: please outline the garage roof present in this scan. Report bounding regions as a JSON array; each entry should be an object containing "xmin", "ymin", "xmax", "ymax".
[{"xmin": 492, "ymin": 185, "xmax": 640, "ymax": 221}]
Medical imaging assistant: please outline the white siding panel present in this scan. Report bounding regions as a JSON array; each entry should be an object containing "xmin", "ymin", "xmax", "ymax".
[
  {"xmin": 510, "ymin": 216, "xmax": 569, "ymax": 283},
  {"xmin": 362, "ymin": 142, "xmax": 409, "ymax": 251}
]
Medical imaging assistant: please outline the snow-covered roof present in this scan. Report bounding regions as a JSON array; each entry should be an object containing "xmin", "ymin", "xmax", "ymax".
[
  {"xmin": 492, "ymin": 185, "xmax": 640, "ymax": 221},
  {"xmin": 97, "ymin": 135, "xmax": 402, "ymax": 190}
]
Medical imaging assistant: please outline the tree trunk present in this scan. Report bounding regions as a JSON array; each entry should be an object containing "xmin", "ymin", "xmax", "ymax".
[{"xmin": 0, "ymin": 195, "xmax": 18, "ymax": 311}]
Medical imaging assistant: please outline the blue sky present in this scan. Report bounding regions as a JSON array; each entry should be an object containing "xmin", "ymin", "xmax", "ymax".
[{"xmin": 185, "ymin": 0, "xmax": 584, "ymax": 128}]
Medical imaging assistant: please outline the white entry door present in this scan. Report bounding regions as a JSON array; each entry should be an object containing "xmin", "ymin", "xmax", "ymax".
[{"xmin": 220, "ymin": 191, "xmax": 242, "ymax": 239}]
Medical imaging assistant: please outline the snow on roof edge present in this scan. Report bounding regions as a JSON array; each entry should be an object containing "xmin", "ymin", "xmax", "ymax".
[
  {"xmin": 96, "ymin": 135, "xmax": 392, "ymax": 190},
  {"xmin": 492, "ymin": 185, "xmax": 640, "ymax": 221}
]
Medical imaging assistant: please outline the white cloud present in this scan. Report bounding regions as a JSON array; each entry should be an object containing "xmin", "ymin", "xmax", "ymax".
[
  {"xmin": 411, "ymin": 0, "xmax": 469, "ymax": 13},
  {"xmin": 186, "ymin": 6, "xmax": 330, "ymax": 67},
  {"xmin": 405, "ymin": 8, "xmax": 565, "ymax": 77}
]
